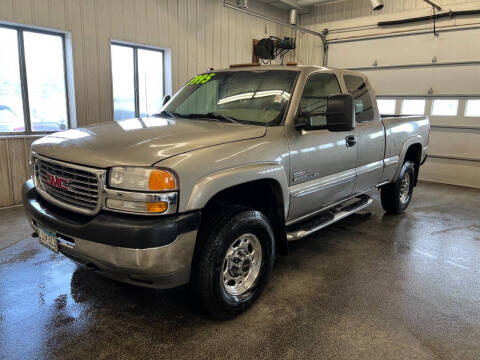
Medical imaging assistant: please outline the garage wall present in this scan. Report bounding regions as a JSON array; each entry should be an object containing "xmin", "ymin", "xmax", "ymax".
[
  {"xmin": 297, "ymin": 1, "xmax": 480, "ymax": 189},
  {"xmin": 0, "ymin": 0, "xmax": 294, "ymax": 208},
  {"xmin": 301, "ymin": 0, "xmax": 480, "ymax": 26}
]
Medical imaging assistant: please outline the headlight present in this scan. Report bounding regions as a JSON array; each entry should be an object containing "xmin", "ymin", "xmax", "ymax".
[
  {"xmin": 109, "ymin": 167, "xmax": 177, "ymax": 191},
  {"xmin": 106, "ymin": 167, "xmax": 178, "ymax": 215}
]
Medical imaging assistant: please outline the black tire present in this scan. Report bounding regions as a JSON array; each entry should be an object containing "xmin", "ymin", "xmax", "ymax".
[
  {"xmin": 191, "ymin": 205, "xmax": 275, "ymax": 319},
  {"xmin": 381, "ymin": 161, "xmax": 416, "ymax": 214}
]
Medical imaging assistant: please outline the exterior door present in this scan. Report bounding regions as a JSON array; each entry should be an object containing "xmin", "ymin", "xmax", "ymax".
[
  {"xmin": 344, "ymin": 75, "xmax": 385, "ymax": 193},
  {"xmin": 287, "ymin": 72, "xmax": 357, "ymax": 222}
]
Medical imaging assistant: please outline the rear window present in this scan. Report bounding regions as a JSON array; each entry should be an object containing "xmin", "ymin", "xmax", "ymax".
[{"xmin": 344, "ymin": 75, "xmax": 374, "ymax": 122}]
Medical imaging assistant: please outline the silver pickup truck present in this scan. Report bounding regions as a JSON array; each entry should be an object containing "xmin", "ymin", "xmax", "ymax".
[{"xmin": 23, "ymin": 65, "xmax": 429, "ymax": 319}]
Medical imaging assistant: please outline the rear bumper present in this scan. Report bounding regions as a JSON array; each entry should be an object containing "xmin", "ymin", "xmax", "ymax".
[{"xmin": 22, "ymin": 179, "xmax": 200, "ymax": 288}]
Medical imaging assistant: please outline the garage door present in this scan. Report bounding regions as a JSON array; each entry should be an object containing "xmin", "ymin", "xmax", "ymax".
[{"xmin": 327, "ymin": 27, "xmax": 480, "ymax": 189}]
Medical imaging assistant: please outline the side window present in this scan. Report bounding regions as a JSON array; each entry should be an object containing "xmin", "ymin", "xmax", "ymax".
[
  {"xmin": 299, "ymin": 73, "xmax": 341, "ymax": 127},
  {"xmin": 344, "ymin": 75, "xmax": 374, "ymax": 122}
]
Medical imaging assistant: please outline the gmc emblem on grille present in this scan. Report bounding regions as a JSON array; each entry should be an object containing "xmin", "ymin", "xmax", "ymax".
[{"xmin": 46, "ymin": 173, "xmax": 69, "ymax": 191}]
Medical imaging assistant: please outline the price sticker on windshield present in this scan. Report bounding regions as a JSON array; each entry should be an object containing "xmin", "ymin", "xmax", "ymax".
[{"xmin": 187, "ymin": 73, "xmax": 216, "ymax": 85}]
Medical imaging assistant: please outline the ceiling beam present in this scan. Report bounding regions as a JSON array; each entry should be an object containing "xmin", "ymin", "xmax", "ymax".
[
  {"xmin": 278, "ymin": 0, "xmax": 302, "ymax": 9},
  {"xmin": 297, "ymin": 0, "xmax": 333, "ymax": 6}
]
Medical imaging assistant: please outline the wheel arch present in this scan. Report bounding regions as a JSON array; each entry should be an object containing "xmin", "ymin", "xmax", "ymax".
[
  {"xmin": 192, "ymin": 173, "xmax": 290, "ymax": 263},
  {"xmin": 394, "ymin": 136, "xmax": 423, "ymax": 185}
]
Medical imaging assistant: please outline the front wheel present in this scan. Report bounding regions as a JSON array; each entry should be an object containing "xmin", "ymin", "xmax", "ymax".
[
  {"xmin": 381, "ymin": 161, "xmax": 415, "ymax": 214},
  {"xmin": 191, "ymin": 206, "xmax": 275, "ymax": 319}
]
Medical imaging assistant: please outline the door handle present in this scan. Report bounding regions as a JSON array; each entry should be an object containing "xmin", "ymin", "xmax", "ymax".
[{"xmin": 345, "ymin": 135, "xmax": 357, "ymax": 147}]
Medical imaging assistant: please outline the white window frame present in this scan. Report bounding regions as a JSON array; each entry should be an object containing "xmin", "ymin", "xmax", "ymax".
[
  {"xmin": 0, "ymin": 22, "xmax": 74, "ymax": 135},
  {"xmin": 401, "ymin": 98, "xmax": 426, "ymax": 116},
  {"xmin": 431, "ymin": 99, "xmax": 459, "ymax": 117},
  {"xmin": 110, "ymin": 41, "xmax": 171, "ymax": 120},
  {"xmin": 376, "ymin": 98, "xmax": 397, "ymax": 115},
  {"xmin": 464, "ymin": 99, "xmax": 480, "ymax": 118}
]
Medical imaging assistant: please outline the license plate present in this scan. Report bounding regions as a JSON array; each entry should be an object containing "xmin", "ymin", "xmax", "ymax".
[{"xmin": 38, "ymin": 226, "xmax": 59, "ymax": 253}]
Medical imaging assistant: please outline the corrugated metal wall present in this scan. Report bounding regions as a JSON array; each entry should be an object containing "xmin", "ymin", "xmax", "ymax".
[
  {"xmin": 301, "ymin": 0, "xmax": 480, "ymax": 26},
  {"xmin": 0, "ymin": 0, "xmax": 294, "ymax": 207}
]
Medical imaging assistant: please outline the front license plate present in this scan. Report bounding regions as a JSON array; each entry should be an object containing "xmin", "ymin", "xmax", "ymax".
[{"xmin": 38, "ymin": 226, "xmax": 59, "ymax": 253}]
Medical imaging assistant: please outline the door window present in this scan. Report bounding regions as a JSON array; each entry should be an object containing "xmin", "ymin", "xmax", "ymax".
[{"xmin": 299, "ymin": 73, "xmax": 341, "ymax": 127}]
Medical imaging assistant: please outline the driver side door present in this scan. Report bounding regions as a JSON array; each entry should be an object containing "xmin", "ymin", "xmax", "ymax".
[{"xmin": 287, "ymin": 72, "xmax": 358, "ymax": 223}]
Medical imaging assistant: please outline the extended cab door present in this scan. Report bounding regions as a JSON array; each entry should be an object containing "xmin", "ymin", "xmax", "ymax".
[
  {"xmin": 343, "ymin": 75, "xmax": 385, "ymax": 193},
  {"xmin": 287, "ymin": 72, "xmax": 357, "ymax": 222}
]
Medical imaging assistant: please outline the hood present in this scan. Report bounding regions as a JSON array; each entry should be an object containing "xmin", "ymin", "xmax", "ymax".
[{"xmin": 31, "ymin": 117, "xmax": 267, "ymax": 168}]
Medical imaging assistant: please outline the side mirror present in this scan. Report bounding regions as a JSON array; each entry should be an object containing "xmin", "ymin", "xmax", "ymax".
[
  {"xmin": 296, "ymin": 93, "xmax": 355, "ymax": 132},
  {"xmin": 163, "ymin": 95, "xmax": 171, "ymax": 105},
  {"xmin": 326, "ymin": 93, "xmax": 355, "ymax": 132}
]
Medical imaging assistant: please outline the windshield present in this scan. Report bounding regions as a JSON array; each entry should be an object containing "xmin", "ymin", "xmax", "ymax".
[{"xmin": 162, "ymin": 70, "xmax": 298, "ymax": 126}]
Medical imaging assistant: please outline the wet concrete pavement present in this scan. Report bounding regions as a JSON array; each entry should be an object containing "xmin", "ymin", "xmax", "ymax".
[{"xmin": 1, "ymin": 182, "xmax": 479, "ymax": 360}]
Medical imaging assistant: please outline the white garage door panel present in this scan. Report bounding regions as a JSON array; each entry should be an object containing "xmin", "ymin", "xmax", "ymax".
[
  {"xmin": 420, "ymin": 157, "xmax": 480, "ymax": 189},
  {"xmin": 328, "ymin": 27, "xmax": 480, "ymax": 188},
  {"xmin": 362, "ymin": 65, "xmax": 480, "ymax": 96},
  {"xmin": 329, "ymin": 28, "xmax": 480, "ymax": 69},
  {"xmin": 430, "ymin": 115, "xmax": 480, "ymax": 129},
  {"xmin": 429, "ymin": 129, "xmax": 480, "ymax": 160}
]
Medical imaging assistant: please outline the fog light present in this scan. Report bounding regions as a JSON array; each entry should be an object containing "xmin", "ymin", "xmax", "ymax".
[
  {"xmin": 146, "ymin": 202, "xmax": 168, "ymax": 213},
  {"xmin": 106, "ymin": 199, "xmax": 168, "ymax": 214}
]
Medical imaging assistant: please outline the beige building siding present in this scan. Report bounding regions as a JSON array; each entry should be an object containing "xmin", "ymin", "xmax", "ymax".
[{"xmin": 0, "ymin": 0, "xmax": 294, "ymax": 207}]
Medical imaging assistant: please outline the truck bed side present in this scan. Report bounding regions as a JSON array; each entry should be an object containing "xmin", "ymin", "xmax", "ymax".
[{"xmin": 380, "ymin": 115, "xmax": 430, "ymax": 184}]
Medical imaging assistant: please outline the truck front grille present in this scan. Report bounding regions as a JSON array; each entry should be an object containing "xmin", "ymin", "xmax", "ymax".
[{"xmin": 33, "ymin": 156, "xmax": 104, "ymax": 215}]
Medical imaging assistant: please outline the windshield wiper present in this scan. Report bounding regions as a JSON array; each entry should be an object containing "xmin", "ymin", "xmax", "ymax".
[
  {"xmin": 158, "ymin": 110, "xmax": 178, "ymax": 119},
  {"xmin": 205, "ymin": 112, "xmax": 240, "ymax": 124},
  {"xmin": 179, "ymin": 112, "xmax": 240, "ymax": 124}
]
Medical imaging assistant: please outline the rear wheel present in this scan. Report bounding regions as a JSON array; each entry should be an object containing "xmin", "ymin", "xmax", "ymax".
[
  {"xmin": 381, "ymin": 161, "xmax": 415, "ymax": 214},
  {"xmin": 191, "ymin": 205, "xmax": 275, "ymax": 319}
]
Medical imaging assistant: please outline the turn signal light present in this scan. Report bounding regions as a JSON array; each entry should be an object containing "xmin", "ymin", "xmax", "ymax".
[
  {"xmin": 147, "ymin": 202, "xmax": 169, "ymax": 213},
  {"xmin": 148, "ymin": 170, "xmax": 176, "ymax": 191}
]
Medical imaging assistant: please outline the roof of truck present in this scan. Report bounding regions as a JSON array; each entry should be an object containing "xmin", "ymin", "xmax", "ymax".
[{"xmin": 211, "ymin": 64, "xmax": 364, "ymax": 78}]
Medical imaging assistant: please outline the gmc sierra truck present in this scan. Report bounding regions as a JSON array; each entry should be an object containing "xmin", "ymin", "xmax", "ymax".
[{"xmin": 23, "ymin": 65, "xmax": 429, "ymax": 319}]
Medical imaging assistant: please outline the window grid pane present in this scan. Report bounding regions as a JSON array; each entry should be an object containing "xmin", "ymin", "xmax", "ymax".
[
  {"xmin": 138, "ymin": 48, "xmax": 164, "ymax": 117},
  {"xmin": 431, "ymin": 99, "xmax": 458, "ymax": 116},
  {"xmin": 401, "ymin": 99, "xmax": 426, "ymax": 115},
  {"xmin": 24, "ymin": 31, "xmax": 69, "ymax": 132},
  {"xmin": 111, "ymin": 45, "xmax": 136, "ymax": 120},
  {"xmin": 465, "ymin": 99, "xmax": 480, "ymax": 117},
  {"xmin": 377, "ymin": 99, "xmax": 396, "ymax": 115},
  {"xmin": 0, "ymin": 27, "xmax": 25, "ymax": 133}
]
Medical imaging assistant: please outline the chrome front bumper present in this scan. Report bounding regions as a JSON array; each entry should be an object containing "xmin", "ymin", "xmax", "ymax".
[
  {"xmin": 23, "ymin": 179, "xmax": 200, "ymax": 289},
  {"xmin": 57, "ymin": 231, "xmax": 196, "ymax": 288}
]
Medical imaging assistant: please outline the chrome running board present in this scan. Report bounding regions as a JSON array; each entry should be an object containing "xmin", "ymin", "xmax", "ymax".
[{"xmin": 286, "ymin": 195, "xmax": 373, "ymax": 242}]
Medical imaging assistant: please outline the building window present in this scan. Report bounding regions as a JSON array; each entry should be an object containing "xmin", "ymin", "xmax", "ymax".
[
  {"xmin": 401, "ymin": 99, "xmax": 426, "ymax": 116},
  {"xmin": 111, "ymin": 42, "xmax": 164, "ymax": 121},
  {"xmin": 431, "ymin": 99, "xmax": 459, "ymax": 116},
  {"xmin": 0, "ymin": 25, "xmax": 69, "ymax": 134},
  {"xmin": 377, "ymin": 99, "xmax": 396, "ymax": 115},
  {"xmin": 465, "ymin": 99, "xmax": 480, "ymax": 117}
]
